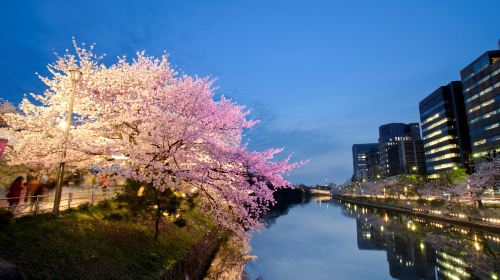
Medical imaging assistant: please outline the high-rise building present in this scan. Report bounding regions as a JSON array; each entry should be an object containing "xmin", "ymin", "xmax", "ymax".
[
  {"xmin": 460, "ymin": 50, "xmax": 500, "ymax": 162},
  {"xmin": 352, "ymin": 143, "xmax": 379, "ymax": 182},
  {"xmin": 365, "ymin": 148, "xmax": 381, "ymax": 182},
  {"xmin": 419, "ymin": 82, "xmax": 471, "ymax": 175},
  {"xmin": 378, "ymin": 123, "xmax": 426, "ymax": 178}
]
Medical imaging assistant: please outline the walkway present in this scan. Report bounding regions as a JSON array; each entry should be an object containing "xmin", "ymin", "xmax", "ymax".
[
  {"xmin": 332, "ymin": 195, "xmax": 500, "ymax": 233},
  {"xmin": 0, "ymin": 186, "xmax": 123, "ymax": 217}
]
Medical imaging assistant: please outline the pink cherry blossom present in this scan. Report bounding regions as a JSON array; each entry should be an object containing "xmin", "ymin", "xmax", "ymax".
[{"xmin": 3, "ymin": 40, "xmax": 306, "ymax": 236}]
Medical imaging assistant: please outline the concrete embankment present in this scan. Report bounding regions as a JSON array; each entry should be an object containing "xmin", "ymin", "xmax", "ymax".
[
  {"xmin": 204, "ymin": 236, "xmax": 253, "ymax": 280},
  {"xmin": 332, "ymin": 195, "xmax": 500, "ymax": 233}
]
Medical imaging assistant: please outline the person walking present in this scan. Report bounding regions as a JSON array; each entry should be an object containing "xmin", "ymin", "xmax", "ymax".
[
  {"xmin": 6, "ymin": 176, "xmax": 23, "ymax": 213},
  {"xmin": 100, "ymin": 176, "xmax": 110, "ymax": 196}
]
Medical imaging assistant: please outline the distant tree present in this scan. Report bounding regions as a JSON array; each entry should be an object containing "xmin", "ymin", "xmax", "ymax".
[
  {"xmin": 0, "ymin": 99, "xmax": 17, "ymax": 127},
  {"xmin": 468, "ymin": 157, "xmax": 500, "ymax": 200},
  {"xmin": 420, "ymin": 168, "xmax": 467, "ymax": 200},
  {"xmin": 483, "ymin": 149, "xmax": 498, "ymax": 162}
]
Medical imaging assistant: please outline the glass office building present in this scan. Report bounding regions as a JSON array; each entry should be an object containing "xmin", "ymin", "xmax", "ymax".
[
  {"xmin": 460, "ymin": 50, "xmax": 500, "ymax": 161},
  {"xmin": 352, "ymin": 143, "xmax": 379, "ymax": 182},
  {"xmin": 419, "ymin": 81, "xmax": 471, "ymax": 175},
  {"xmin": 378, "ymin": 123, "xmax": 426, "ymax": 178}
]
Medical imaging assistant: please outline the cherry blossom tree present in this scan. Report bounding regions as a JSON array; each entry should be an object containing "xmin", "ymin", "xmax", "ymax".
[
  {"xmin": 361, "ymin": 181, "xmax": 385, "ymax": 197},
  {"xmin": 0, "ymin": 99, "xmax": 17, "ymax": 127},
  {"xmin": 3, "ymin": 40, "xmax": 305, "ymax": 236},
  {"xmin": 468, "ymin": 157, "xmax": 500, "ymax": 199}
]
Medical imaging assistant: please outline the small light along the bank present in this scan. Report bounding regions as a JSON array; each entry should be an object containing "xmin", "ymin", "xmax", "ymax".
[
  {"xmin": 474, "ymin": 241, "xmax": 481, "ymax": 251},
  {"xmin": 419, "ymin": 242, "xmax": 425, "ymax": 250},
  {"xmin": 485, "ymin": 235, "xmax": 500, "ymax": 243},
  {"xmin": 482, "ymin": 217, "xmax": 500, "ymax": 224},
  {"xmin": 58, "ymin": 120, "xmax": 68, "ymax": 130},
  {"xmin": 449, "ymin": 213, "xmax": 468, "ymax": 219},
  {"xmin": 111, "ymin": 154, "xmax": 129, "ymax": 160}
]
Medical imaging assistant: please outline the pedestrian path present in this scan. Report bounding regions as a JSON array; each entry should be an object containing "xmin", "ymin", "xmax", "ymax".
[{"xmin": 0, "ymin": 186, "xmax": 123, "ymax": 217}]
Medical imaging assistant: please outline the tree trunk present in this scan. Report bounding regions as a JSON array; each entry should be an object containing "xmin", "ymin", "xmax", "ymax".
[{"xmin": 154, "ymin": 199, "xmax": 161, "ymax": 240}]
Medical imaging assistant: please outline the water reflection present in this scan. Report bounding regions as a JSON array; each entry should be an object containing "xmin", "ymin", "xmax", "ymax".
[
  {"xmin": 337, "ymin": 200, "xmax": 498, "ymax": 280},
  {"xmin": 246, "ymin": 199, "xmax": 500, "ymax": 280}
]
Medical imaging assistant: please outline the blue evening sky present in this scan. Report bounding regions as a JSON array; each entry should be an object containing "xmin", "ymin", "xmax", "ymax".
[{"xmin": 0, "ymin": 1, "xmax": 499, "ymax": 184}]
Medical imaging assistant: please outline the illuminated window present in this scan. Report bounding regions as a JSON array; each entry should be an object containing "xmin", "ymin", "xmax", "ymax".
[
  {"xmin": 468, "ymin": 98, "xmax": 495, "ymax": 113},
  {"xmin": 426, "ymin": 144, "xmax": 457, "ymax": 155},
  {"xmin": 464, "ymin": 69, "xmax": 500, "ymax": 93},
  {"xmin": 421, "ymin": 101, "xmax": 445, "ymax": 117},
  {"xmin": 428, "ymin": 163, "xmax": 456, "ymax": 171},
  {"xmin": 424, "ymin": 135, "xmax": 454, "ymax": 148},
  {"xmin": 473, "ymin": 139, "xmax": 486, "ymax": 146},
  {"xmin": 422, "ymin": 111, "xmax": 443, "ymax": 125},
  {"xmin": 422, "ymin": 118, "xmax": 449, "ymax": 133},
  {"xmin": 423, "ymin": 128, "xmax": 448, "ymax": 140},
  {"xmin": 427, "ymin": 153, "xmax": 458, "ymax": 163},
  {"xmin": 469, "ymin": 122, "xmax": 500, "ymax": 135},
  {"xmin": 469, "ymin": 108, "xmax": 500, "ymax": 125}
]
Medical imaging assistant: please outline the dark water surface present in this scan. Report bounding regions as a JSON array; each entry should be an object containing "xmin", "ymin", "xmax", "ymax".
[{"xmin": 244, "ymin": 198, "xmax": 500, "ymax": 280}]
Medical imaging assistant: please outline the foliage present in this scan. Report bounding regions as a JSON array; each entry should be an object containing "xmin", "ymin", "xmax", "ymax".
[
  {"xmin": 443, "ymin": 167, "xmax": 468, "ymax": 185},
  {"xmin": 3, "ymin": 40, "xmax": 305, "ymax": 236},
  {"xmin": 468, "ymin": 157, "xmax": 500, "ymax": 199},
  {"xmin": 0, "ymin": 208, "xmax": 13, "ymax": 227},
  {"xmin": 122, "ymin": 180, "xmax": 193, "ymax": 239},
  {"xmin": 429, "ymin": 199, "xmax": 446, "ymax": 208},
  {"xmin": 0, "ymin": 98, "xmax": 17, "ymax": 127}
]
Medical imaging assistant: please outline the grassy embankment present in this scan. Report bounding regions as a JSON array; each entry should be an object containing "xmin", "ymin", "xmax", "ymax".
[{"xmin": 0, "ymin": 197, "xmax": 217, "ymax": 279}]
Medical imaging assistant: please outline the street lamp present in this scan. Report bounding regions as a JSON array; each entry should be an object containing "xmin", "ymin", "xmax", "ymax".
[{"xmin": 53, "ymin": 68, "xmax": 82, "ymax": 214}]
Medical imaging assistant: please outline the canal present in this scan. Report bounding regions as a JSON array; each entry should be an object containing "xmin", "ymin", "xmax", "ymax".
[{"xmin": 244, "ymin": 198, "xmax": 500, "ymax": 280}]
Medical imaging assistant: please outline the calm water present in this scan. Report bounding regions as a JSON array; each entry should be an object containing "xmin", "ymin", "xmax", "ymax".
[{"xmin": 244, "ymin": 198, "xmax": 500, "ymax": 280}]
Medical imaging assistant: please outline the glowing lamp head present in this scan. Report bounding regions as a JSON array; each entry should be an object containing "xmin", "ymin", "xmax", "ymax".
[
  {"xmin": 58, "ymin": 120, "xmax": 68, "ymax": 130},
  {"xmin": 68, "ymin": 68, "xmax": 82, "ymax": 83}
]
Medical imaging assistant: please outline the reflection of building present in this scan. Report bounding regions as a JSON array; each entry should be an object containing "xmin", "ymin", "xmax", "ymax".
[
  {"xmin": 378, "ymin": 123, "xmax": 426, "ymax": 177},
  {"xmin": 355, "ymin": 213, "xmax": 436, "ymax": 280},
  {"xmin": 339, "ymin": 201, "xmax": 500, "ymax": 280},
  {"xmin": 460, "ymin": 49, "xmax": 500, "ymax": 161},
  {"xmin": 384, "ymin": 232, "xmax": 436, "ymax": 280},
  {"xmin": 419, "ymin": 81, "xmax": 471, "ymax": 175},
  {"xmin": 352, "ymin": 143, "xmax": 379, "ymax": 182},
  {"xmin": 435, "ymin": 250, "xmax": 471, "ymax": 280},
  {"xmin": 356, "ymin": 215, "xmax": 385, "ymax": 250}
]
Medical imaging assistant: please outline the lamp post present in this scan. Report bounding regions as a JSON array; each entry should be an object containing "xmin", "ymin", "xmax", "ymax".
[
  {"xmin": 411, "ymin": 166, "xmax": 417, "ymax": 174},
  {"xmin": 53, "ymin": 68, "xmax": 82, "ymax": 214}
]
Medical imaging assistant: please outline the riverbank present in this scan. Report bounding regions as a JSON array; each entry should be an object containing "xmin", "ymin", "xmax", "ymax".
[
  {"xmin": 333, "ymin": 195, "xmax": 500, "ymax": 232},
  {"xmin": 0, "ymin": 199, "xmax": 218, "ymax": 279}
]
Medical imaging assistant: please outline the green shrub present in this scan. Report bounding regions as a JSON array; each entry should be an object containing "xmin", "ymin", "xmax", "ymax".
[
  {"xmin": 173, "ymin": 217, "xmax": 187, "ymax": 228},
  {"xmin": 103, "ymin": 212, "xmax": 125, "ymax": 221},
  {"xmin": 0, "ymin": 208, "xmax": 13, "ymax": 227},
  {"xmin": 384, "ymin": 197, "xmax": 395, "ymax": 204},
  {"xmin": 416, "ymin": 198, "xmax": 426, "ymax": 206},
  {"xmin": 77, "ymin": 203, "xmax": 91, "ymax": 212},
  {"xmin": 97, "ymin": 200, "xmax": 111, "ymax": 209},
  {"xmin": 430, "ymin": 199, "xmax": 446, "ymax": 208}
]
